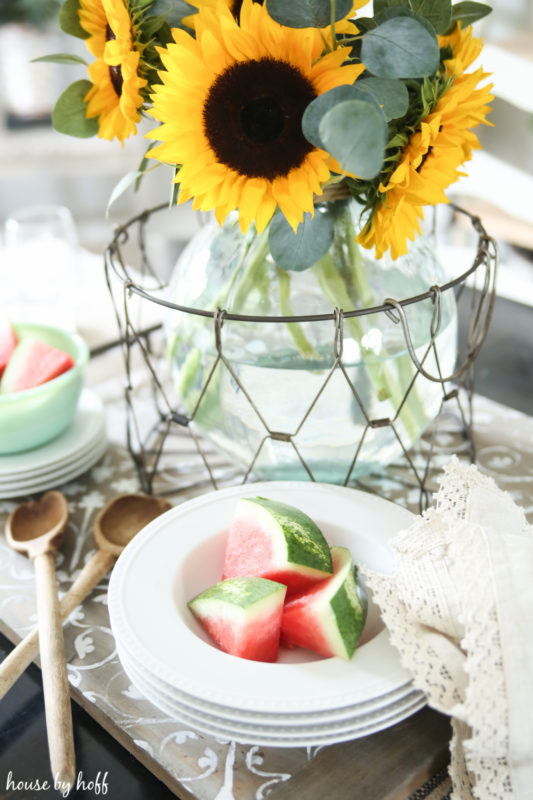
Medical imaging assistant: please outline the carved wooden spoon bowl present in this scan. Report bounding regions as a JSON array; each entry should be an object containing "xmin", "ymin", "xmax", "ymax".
[{"xmin": 1, "ymin": 493, "xmax": 172, "ymax": 703}]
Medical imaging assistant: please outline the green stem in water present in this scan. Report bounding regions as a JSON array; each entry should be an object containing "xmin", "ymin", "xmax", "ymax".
[
  {"xmin": 332, "ymin": 204, "xmax": 431, "ymax": 441},
  {"xmin": 227, "ymin": 227, "xmax": 271, "ymax": 313},
  {"xmin": 313, "ymin": 251, "xmax": 423, "ymax": 441},
  {"xmin": 276, "ymin": 267, "xmax": 320, "ymax": 360}
]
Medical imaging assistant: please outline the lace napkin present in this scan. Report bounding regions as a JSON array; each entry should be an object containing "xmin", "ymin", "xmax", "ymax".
[{"xmin": 363, "ymin": 457, "xmax": 533, "ymax": 800}]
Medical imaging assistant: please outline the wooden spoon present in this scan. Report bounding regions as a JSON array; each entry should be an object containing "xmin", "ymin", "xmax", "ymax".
[
  {"xmin": 5, "ymin": 491, "xmax": 75, "ymax": 794},
  {"xmin": 0, "ymin": 493, "xmax": 172, "ymax": 702}
]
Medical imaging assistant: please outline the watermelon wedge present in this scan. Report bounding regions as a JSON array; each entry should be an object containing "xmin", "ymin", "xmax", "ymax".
[
  {"xmin": 188, "ymin": 576, "xmax": 287, "ymax": 662},
  {"xmin": 0, "ymin": 336, "xmax": 75, "ymax": 393},
  {"xmin": 280, "ymin": 546, "xmax": 367, "ymax": 660},
  {"xmin": 222, "ymin": 497, "xmax": 333, "ymax": 595},
  {"xmin": 0, "ymin": 319, "xmax": 17, "ymax": 378}
]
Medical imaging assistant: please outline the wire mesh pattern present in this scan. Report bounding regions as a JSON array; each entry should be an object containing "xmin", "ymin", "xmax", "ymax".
[{"xmin": 103, "ymin": 204, "xmax": 497, "ymax": 509}]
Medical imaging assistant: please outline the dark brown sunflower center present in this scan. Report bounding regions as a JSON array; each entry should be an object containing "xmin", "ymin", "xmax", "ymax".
[
  {"xmin": 202, "ymin": 58, "xmax": 317, "ymax": 180},
  {"xmin": 106, "ymin": 23, "xmax": 123, "ymax": 98},
  {"xmin": 241, "ymin": 96, "xmax": 285, "ymax": 143}
]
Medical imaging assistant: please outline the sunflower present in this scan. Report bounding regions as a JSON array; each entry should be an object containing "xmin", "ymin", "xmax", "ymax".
[
  {"xmin": 79, "ymin": 0, "xmax": 147, "ymax": 143},
  {"xmin": 146, "ymin": 0, "xmax": 363, "ymax": 233},
  {"xmin": 358, "ymin": 25, "xmax": 493, "ymax": 260}
]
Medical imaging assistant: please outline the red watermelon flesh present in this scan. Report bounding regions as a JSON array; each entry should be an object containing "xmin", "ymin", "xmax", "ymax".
[
  {"xmin": 188, "ymin": 576, "xmax": 287, "ymax": 662},
  {"xmin": 0, "ymin": 337, "xmax": 75, "ymax": 393},
  {"xmin": 0, "ymin": 320, "xmax": 17, "ymax": 378},
  {"xmin": 281, "ymin": 546, "xmax": 367, "ymax": 660},
  {"xmin": 222, "ymin": 497, "xmax": 333, "ymax": 596}
]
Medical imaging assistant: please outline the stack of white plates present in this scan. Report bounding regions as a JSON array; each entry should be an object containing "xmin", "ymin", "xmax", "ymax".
[
  {"xmin": 0, "ymin": 388, "xmax": 107, "ymax": 498},
  {"xmin": 109, "ymin": 482, "xmax": 425, "ymax": 747}
]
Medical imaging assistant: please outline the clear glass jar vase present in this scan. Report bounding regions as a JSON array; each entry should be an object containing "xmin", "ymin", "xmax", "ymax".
[{"xmin": 165, "ymin": 199, "xmax": 458, "ymax": 483}]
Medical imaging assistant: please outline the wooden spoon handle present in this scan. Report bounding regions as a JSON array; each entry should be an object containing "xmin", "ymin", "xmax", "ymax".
[
  {"xmin": 0, "ymin": 549, "xmax": 116, "ymax": 701},
  {"xmin": 33, "ymin": 552, "xmax": 76, "ymax": 793}
]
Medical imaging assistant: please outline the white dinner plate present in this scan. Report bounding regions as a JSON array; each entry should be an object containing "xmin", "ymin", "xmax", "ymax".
[
  {"xmin": 0, "ymin": 438, "xmax": 107, "ymax": 499},
  {"xmin": 119, "ymin": 643, "xmax": 424, "ymax": 736},
  {"xmin": 0, "ymin": 431, "xmax": 106, "ymax": 490},
  {"xmin": 0, "ymin": 388, "xmax": 105, "ymax": 477},
  {"xmin": 109, "ymin": 482, "xmax": 414, "ymax": 716},
  {"xmin": 118, "ymin": 643, "xmax": 425, "ymax": 747},
  {"xmin": 0, "ymin": 418, "xmax": 106, "ymax": 485},
  {"xmin": 119, "ymin": 634, "xmax": 416, "ymax": 724}
]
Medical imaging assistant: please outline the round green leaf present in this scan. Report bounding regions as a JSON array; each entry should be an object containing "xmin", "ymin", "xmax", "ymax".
[
  {"xmin": 148, "ymin": 0, "xmax": 196, "ymax": 27},
  {"xmin": 375, "ymin": 0, "xmax": 452, "ymax": 34},
  {"xmin": 361, "ymin": 17, "xmax": 440, "ymax": 78},
  {"xmin": 60, "ymin": 0, "xmax": 89, "ymax": 39},
  {"xmin": 318, "ymin": 99, "xmax": 387, "ymax": 180},
  {"xmin": 374, "ymin": 0, "xmax": 410, "ymax": 15},
  {"xmin": 269, "ymin": 210, "xmax": 334, "ymax": 272},
  {"xmin": 52, "ymin": 80, "xmax": 98, "ymax": 138},
  {"xmin": 266, "ymin": 0, "xmax": 352, "ymax": 29},
  {"xmin": 302, "ymin": 86, "xmax": 381, "ymax": 150},
  {"xmin": 409, "ymin": 0, "xmax": 451, "ymax": 34},
  {"xmin": 448, "ymin": 1, "xmax": 491, "ymax": 31},
  {"xmin": 355, "ymin": 77, "xmax": 409, "ymax": 120}
]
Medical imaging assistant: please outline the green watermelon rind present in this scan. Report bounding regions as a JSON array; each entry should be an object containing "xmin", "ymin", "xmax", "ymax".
[
  {"xmin": 188, "ymin": 576, "xmax": 286, "ymax": 615},
  {"xmin": 243, "ymin": 497, "xmax": 333, "ymax": 576},
  {"xmin": 188, "ymin": 577, "xmax": 287, "ymax": 662},
  {"xmin": 282, "ymin": 546, "xmax": 367, "ymax": 660},
  {"xmin": 329, "ymin": 563, "xmax": 366, "ymax": 659},
  {"xmin": 320, "ymin": 547, "xmax": 367, "ymax": 659}
]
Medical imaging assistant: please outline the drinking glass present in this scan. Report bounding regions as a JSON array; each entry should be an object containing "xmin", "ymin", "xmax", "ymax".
[{"xmin": 3, "ymin": 204, "xmax": 80, "ymax": 328}]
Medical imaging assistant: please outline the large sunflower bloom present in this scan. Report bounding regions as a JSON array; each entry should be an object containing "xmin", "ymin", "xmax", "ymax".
[
  {"xmin": 146, "ymin": 0, "xmax": 363, "ymax": 233},
  {"xmin": 358, "ymin": 26, "xmax": 493, "ymax": 260},
  {"xmin": 79, "ymin": 0, "xmax": 146, "ymax": 144}
]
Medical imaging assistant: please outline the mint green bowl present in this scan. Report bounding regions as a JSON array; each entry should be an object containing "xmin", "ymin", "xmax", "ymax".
[{"xmin": 0, "ymin": 323, "xmax": 89, "ymax": 455}]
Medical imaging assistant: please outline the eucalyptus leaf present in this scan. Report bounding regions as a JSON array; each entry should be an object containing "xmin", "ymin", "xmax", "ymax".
[
  {"xmin": 269, "ymin": 210, "xmax": 334, "ymax": 272},
  {"xmin": 319, "ymin": 99, "xmax": 387, "ymax": 179},
  {"xmin": 106, "ymin": 171, "xmax": 143, "ymax": 217},
  {"xmin": 356, "ymin": 77, "xmax": 409, "ymax": 120},
  {"xmin": 60, "ymin": 0, "xmax": 88, "ymax": 39},
  {"xmin": 350, "ymin": 16, "xmax": 377, "ymax": 33},
  {"xmin": 448, "ymin": 1, "xmax": 491, "ymax": 30},
  {"xmin": 302, "ymin": 85, "xmax": 381, "ymax": 150},
  {"xmin": 141, "ymin": 13, "xmax": 170, "ymax": 39},
  {"xmin": 266, "ymin": 0, "xmax": 352, "ymax": 29},
  {"xmin": 148, "ymin": 0, "xmax": 196, "ymax": 28},
  {"xmin": 52, "ymin": 80, "xmax": 98, "ymax": 138},
  {"xmin": 409, "ymin": 0, "xmax": 451, "ymax": 33},
  {"xmin": 31, "ymin": 53, "xmax": 88, "ymax": 66},
  {"xmin": 374, "ymin": 0, "xmax": 452, "ymax": 32},
  {"xmin": 361, "ymin": 17, "xmax": 439, "ymax": 78},
  {"xmin": 374, "ymin": 8, "xmax": 440, "ymax": 38},
  {"xmin": 374, "ymin": 0, "xmax": 411, "ymax": 14}
]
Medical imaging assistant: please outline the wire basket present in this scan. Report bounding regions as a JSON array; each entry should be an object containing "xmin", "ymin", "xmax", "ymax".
[{"xmin": 103, "ymin": 204, "xmax": 497, "ymax": 510}]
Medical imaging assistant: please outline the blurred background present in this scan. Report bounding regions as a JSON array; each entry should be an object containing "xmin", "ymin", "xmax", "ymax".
[{"xmin": 0, "ymin": 0, "xmax": 532, "ymax": 356}]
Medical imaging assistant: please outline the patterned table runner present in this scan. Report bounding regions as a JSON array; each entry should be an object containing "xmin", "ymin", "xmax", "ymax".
[{"xmin": 0, "ymin": 386, "xmax": 531, "ymax": 800}]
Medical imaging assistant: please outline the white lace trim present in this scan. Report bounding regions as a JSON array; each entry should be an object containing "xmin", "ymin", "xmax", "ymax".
[{"xmin": 363, "ymin": 457, "xmax": 533, "ymax": 800}]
